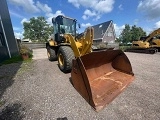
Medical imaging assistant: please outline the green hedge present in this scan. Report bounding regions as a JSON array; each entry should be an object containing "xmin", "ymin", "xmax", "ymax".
[{"xmin": 119, "ymin": 46, "xmax": 131, "ymax": 51}]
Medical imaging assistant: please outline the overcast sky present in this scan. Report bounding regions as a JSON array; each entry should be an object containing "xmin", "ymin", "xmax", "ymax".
[{"xmin": 7, "ymin": 0, "xmax": 160, "ymax": 39}]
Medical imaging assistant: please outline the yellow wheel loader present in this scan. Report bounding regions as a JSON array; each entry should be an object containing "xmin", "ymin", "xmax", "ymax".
[
  {"xmin": 126, "ymin": 28, "xmax": 160, "ymax": 54},
  {"xmin": 46, "ymin": 15, "xmax": 93, "ymax": 72},
  {"xmin": 46, "ymin": 15, "xmax": 134, "ymax": 111}
]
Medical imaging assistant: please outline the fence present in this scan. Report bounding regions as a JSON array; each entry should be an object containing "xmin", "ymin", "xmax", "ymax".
[{"xmin": 21, "ymin": 42, "xmax": 46, "ymax": 49}]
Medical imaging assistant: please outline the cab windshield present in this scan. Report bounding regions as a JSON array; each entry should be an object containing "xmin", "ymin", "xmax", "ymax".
[{"xmin": 60, "ymin": 18, "xmax": 76, "ymax": 36}]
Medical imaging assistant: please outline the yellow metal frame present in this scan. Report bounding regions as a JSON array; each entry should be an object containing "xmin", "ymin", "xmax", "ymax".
[
  {"xmin": 49, "ymin": 40, "xmax": 57, "ymax": 46},
  {"xmin": 58, "ymin": 53, "xmax": 64, "ymax": 66},
  {"xmin": 63, "ymin": 27, "xmax": 94, "ymax": 58},
  {"xmin": 132, "ymin": 41, "xmax": 150, "ymax": 48}
]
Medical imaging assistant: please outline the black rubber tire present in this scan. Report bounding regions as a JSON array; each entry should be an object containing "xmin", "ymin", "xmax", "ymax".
[
  {"xmin": 57, "ymin": 46, "xmax": 74, "ymax": 73},
  {"xmin": 47, "ymin": 47, "xmax": 57, "ymax": 61},
  {"xmin": 149, "ymin": 50, "xmax": 156, "ymax": 54}
]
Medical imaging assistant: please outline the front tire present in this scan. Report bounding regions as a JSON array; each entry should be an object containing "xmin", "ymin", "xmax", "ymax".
[
  {"xmin": 47, "ymin": 47, "xmax": 57, "ymax": 61},
  {"xmin": 57, "ymin": 46, "xmax": 74, "ymax": 73}
]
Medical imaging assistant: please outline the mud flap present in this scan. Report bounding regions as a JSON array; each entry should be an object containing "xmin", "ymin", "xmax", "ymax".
[{"xmin": 71, "ymin": 49, "xmax": 135, "ymax": 111}]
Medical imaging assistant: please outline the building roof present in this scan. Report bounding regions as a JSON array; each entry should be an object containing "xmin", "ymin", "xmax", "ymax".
[{"xmin": 92, "ymin": 20, "xmax": 112, "ymax": 40}]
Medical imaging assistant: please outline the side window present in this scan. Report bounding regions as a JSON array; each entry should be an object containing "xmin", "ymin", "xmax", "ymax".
[{"xmin": 53, "ymin": 23, "xmax": 58, "ymax": 35}]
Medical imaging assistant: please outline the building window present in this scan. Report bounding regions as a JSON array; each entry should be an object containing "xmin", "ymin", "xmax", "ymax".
[
  {"xmin": 108, "ymin": 31, "xmax": 113, "ymax": 37},
  {"xmin": 99, "ymin": 24, "xmax": 102, "ymax": 28}
]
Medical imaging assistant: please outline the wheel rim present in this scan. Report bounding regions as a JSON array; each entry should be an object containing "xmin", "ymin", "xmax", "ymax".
[{"xmin": 58, "ymin": 53, "xmax": 64, "ymax": 66}]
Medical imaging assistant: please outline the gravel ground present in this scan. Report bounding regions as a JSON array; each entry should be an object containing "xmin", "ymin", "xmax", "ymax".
[{"xmin": 0, "ymin": 49, "xmax": 160, "ymax": 120}]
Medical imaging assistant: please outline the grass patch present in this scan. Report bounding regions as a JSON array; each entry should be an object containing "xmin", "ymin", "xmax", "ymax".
[
  {"xmin": 23, "ymin": 57, "xmax": 32, "ymax": 63},
  {"xmin": 0, "ymin": 55, "xmax": 32, "ymax": 65},
  {"xmin": 1, "ymin": 55, "xmax": 22, "ymax": 65}
]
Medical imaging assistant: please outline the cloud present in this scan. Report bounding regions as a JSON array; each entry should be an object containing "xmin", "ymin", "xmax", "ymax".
[
  {"xmin": 13, "ymin": 27, "xmax": 21, "ymax": 31},
  {"xmin": 81, "ymin": 23, "xmax": 92, "ymax": 28},
  {"xmin": 155, "ymin": 21, "xmax": 160, "ymax": 28},
  {"xmin": 14, "ymin": 32, "xmax": 23, "ymax": 39},
  {"xmin": 82, "ymin": 9, "xmax": 97, "ymax": 20},
  {"xmin": 93, "ymin": 15, "xmax": 101, "ymax": 21},
  {"xmin": 9, "ymin": 10, "xmax": 24, "ymax": 18},
  {"xmin": 94, "ymin": 0, "xmax": 114, "ymax": 13},
  {"xmin": 36, "ymin": 1, "xmax": 52, "ymax": 13},
  {"xmin": 21, "ymin": 18, "xmax": 29, "ymax": 24},
  {"xmin": 113, "ymin": 24, "xmax": 125, "ymax": 37},
  {"xmin": 46, "ymin": 10, "xmax": 64, "ymax": 18},
  {"xmin": 68, "ymin": 0, "xmax": 114, "ymax": 13},
  {"xmin": 134, "ymin": 19, "xmax": 139, "ymax": 25},
  {"xmin": 68, "ymin": 0, "xmax": 115, "ymax": 20},
  {"xmin": 82, "ymin": 15, "xmax": 88, "ymax": 20},
  {"xmin": 143, "ymin": 27, "xmax": 153, "ymax": 35},
  {"xmin": 118, "ymin": 4, "xmax": 123, "ymax": 10},
  {"xmin": 9, "ymin": 0, "xmax": 53, "ymax": 14},
  {"xmin": 9, "ymin": 1, "xmax": 65, "ymax": 37},
  {"xmin": 68, "ymin": 0, "xmax": 95, "ymax": 8},
  {"xmin": 137, "ymin": 0, "xmax": 160, "ymax": 20},
  {"xmin": 84, "ymin": 9, "xmax": 96, "ymax": 17},
  {"xmin": 46, "ymin": 10, "xmax": 65, "ymax": 24},
  {"xmin": 9, "ymin": 0, "xmax": 64, "ymax": 25},
  {"xmin": 9, "ymin": 0, "xmax": 40, "ymax": 13}
]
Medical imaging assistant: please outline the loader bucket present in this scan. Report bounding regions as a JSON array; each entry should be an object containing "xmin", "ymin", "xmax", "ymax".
[{"xmin": 71, "ymin": 49, "xmax": 134, "ymax": 111}]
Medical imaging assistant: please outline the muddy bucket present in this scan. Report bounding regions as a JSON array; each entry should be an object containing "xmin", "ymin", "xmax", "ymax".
[{"xmin": 71, "ymin": 49, "xmax": 134, "ymax": 111}]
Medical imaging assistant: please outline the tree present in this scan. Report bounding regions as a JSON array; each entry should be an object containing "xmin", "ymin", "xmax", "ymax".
[
  {"xmin": 119, "ymin": 24, "xmax": 146, "ymax": 45},
  {"xmin": 119, "ymin": 24, "xmax": 132, "ymax": 45},
  {"xmin": 23, "ymin": 17, "xmax": 53, "ymax": 42},
  {"xmin": 115, "ymin": 37, "xmax": 121, "ymax": 43},
  {"xmin": 131, "ymin": 25, "xmax": 146, "ymax": 41}
]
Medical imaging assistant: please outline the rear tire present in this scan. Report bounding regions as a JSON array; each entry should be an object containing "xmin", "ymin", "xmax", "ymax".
[
  {"xmin": 57, "ymin": 46, "xmax": 74, "ymax": 73},
  {"xmin": 47, "ymin": 47, "xmax": 57, "ymax": 61}
]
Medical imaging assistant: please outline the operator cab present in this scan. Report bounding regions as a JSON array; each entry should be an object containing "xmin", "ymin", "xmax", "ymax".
[{"xmin": 52, "ymin": 15, "xmax": 77, "ymax": 42}]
